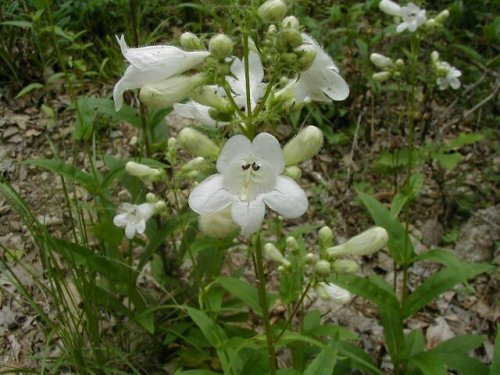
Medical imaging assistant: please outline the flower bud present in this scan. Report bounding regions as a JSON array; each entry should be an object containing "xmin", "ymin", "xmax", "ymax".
[
  {"xmin": 125, "ymin": 161, "xmax": 164, "ymax": 182},
  {"xmin": 181, "ymin": 156, "xmax": 210, "ymax": 173},
  {"xmin": 166, "ymin": 137, "xmax": 177, "ymax": 162},
  {"xmin": 209, "ymin": 34, "xmax": 233, "ymax": 60},
  {"xmin": 284, "ymin": 165, "xmax": 302, "ymax": 181},
  {"xmin": 304, "ymin": 252, "xmax": 317, "ymax": 263},
  {"xmin": 297, "ymin": 45, "xmax": 317, "ymax": 71},
  {"xmin": 268, "ymin": 24, "xmax": 277, "ymax": 34},
  {"xmin": 180, "ymin": 32, "xmax": 205, "ymax": 51},
  {"xmin": 283, "ymin": 126, "xmax": 324, "ymax": 166},
  {"xmin": 425, "ymin": 18, "xmax": 437, "ymax": 29},
  {"xmin": 318, "ymin": 226, "xmax": 333, "ymax": 249},
  {"xmin": 178, "ymin": 128, "xmax": 220, "ymax": 159},
  {"xmin": 190, "ymin": 86, "xmax": 230, "ymax": 112},
  {"xmin": 315, "ymin": 259, "xmax": 331, "ymax": 275},
  {"xmin": 152, "ymin": 200, "xmax": 167, "ymax": 214},
  {"xmin": 168, "ymin": 137, "xmax": 177, "ymax": 150},
  {"xmin": 332, "ymin": 259, "xmax": 360, "ymax": 274},
  {"xmin": 282, "ymin": 15, "xmax": 299, "ymax": 29},
  {"xmin": 379, "ymin": 0, "xmax": 402, "ymax": 16},
  {"xmin": 264, "ymin": 243, "xmax": 291, "ymax": 268},
  {"xmin": 281, "ymin": 52, "xmax": 297, "ymax": 65},
  {"xmin": 286, "ymin": 236, "xmax": 299, "ymax": 253},
  {"xmin": 370, "ymin": 53, "xmax": 394, "ymax": 69},
  {"xmin": 280, "ymin": 28, "xmax": 303, "ymax": 48},
  {"xmin": 316, "ymin": 282, "xmax": 351, "ymax": 304},
  {"xmin": 199, "ymin": 207, "xmax": 239, "ymax": 238},
  {"xmin": 258, "ymin": 0, "xmax": 288, "ymax": 24},
  {"xmin": 435, "ymin": 9, "xmax": 450, "ymax": 23},
  {"xmin": 145, "ymin": 192, "xmax": 158, "ymax": 203},
  {"xmin": 372, "ymin": 71, "xmax": 391, "ymax": 82},
  {"xmin": 395, "ymin": 59, "xmax": 404, "ymax": 68},
  {"xmin": 140, "ymin": 74, "xmax": 204, "ymax": 108},
  {"xmin": 327, "ymin": 227, "xmax": 389, "ymax": 258},
  {"xmin": 431, "ymin": 51, "xmax": 440, "ymax": 63}
]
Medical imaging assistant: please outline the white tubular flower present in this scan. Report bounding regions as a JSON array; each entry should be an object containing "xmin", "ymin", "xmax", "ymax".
[
  {"xmin": 397, "ymin": 2, "xmax": 426, "ymax": 33},
  {"xmin": 436, "ymin": 62, "xmax": 461, "ymax": 90},
  {"xmin": 113, "ymin": 201, "xmax": 165, "ymax": 239},
  {"xmin": 379, "ymin": 0, "xmax": 402, "ymax": 16},
  {"xmin": 125, "ymin": 161, "xmax": 164, "ymax": 182},
  {"xmin": 327, "ymin": 227, "xmax": 389, "ymax": 257},
  {"xmin": 226, "ymin": 51, "xmax": 266, "ymax": 112},
  {"xmin": 264, "ymin": 243, "xmax": 291, "ymax": 268},
  {"xmin": 283, "ymin": 125, "xmax": 324, "ymax": 166},
  {"xmin": 113, "ymin": 35, "xmax": 210, "ymax": 111},
  {"xmin": 288, "ymin": 34, "xmax": 349, "ymax": 103},
  {"xmin": 140, "ymin": 74, "xmax": 204, "ymax": 108},
  {"xmin": 178, "ymin": 128, "xmax": 220, "ymax": 159},
  {"xmin": 188, "ymin": 133, "xmax": 308, "ymax": 236},
  {"xmin": 370, "ymin": 53, "xmax": 394, "ymax": 69},
  {"xmin": 316, "ymin": 282, "xmax": 352, "ymax": 304},
  {"xmin": 174, "ymin": 101, "xmax": 228, "ymax": 127}
]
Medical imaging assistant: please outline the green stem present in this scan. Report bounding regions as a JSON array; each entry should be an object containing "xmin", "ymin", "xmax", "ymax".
[
  {"xmin": 401, "ymin": 36, "xmax": 419, "ymax": 303},
  {"xmin": 253, "ymin": 233, "xmax": 277, "ymax": 375}
]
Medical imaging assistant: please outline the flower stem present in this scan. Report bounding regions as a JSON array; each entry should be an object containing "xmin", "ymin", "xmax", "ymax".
[{"xmin": 252, "ymin": 233, "xmax": 277, "ymax": 374}]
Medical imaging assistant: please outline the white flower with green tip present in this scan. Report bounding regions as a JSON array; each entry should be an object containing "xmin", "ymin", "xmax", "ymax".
[
  {"xmin": 113, "ymin": 35, "xmax": 209, "ymax": 111},
  {"xmin": 379, "ymin": 1, "xmax": 426, "ymax": 33},
  {"xmin": 188, "ymin": 133, "xmax": 308, "ymax": 236},
  {"xmin": 436, "ymin": 62, "xmax": 461, "ymax": 90}
]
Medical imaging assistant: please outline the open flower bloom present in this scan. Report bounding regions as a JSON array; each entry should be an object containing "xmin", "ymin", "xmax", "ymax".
[
  {"xmin": 436, "ymin": 62, "xmax": 461, "ymax": 90},
  {"xmin": 226, "ymin": 51, "xmax": 266, "ymax": 112},
  {"xmin": 113, "ymin": 201, "xmax": 165, "ymax": 239},
  {"xmin": 113, "ymin": 35, "xmax": 209, "ymax": 111},
  {"xmin": 278, "ymin": 34, "xmax": 349, "ymax": 104},
  {"xmin": 188, "ymin": 133, "xmax": 308, "ymax": 236},
  {"xmin": 379, "ymin": 1, "xmax": 426, "ymax": 33}
]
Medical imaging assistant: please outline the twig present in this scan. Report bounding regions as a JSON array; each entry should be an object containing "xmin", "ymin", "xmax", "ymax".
[{"xmin": 345, "ymin": 110, "xmax": 364, "ymax": 190}]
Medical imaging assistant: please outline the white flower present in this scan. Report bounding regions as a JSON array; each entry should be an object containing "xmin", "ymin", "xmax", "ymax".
[
  {"xmin": 113, "ymin": 201, "xmax": 165, "ymax": 239},
  {"xmin": 316, "ymin": 282, "xmax": 352, "ymax": 304},
  {"xmin": 174, "ymin": 101, "xmax": 228, "ymax": 127},
  {"xmin": 278, "ymin": 34, "xmax": 349, "ymax": 104},
  {"xmin": 226, "ymin": 51, "xmax": 266, "ymax": 112},
  {"xmin": 370, "ymin": 53, "xmax": 394, "ymax": 69},
  {"xmin": 379, "ymin": 1, "xmax": 426, "ymax": 33},
  {"xmin": 113, "ymin": 35, "xmax": 209, "ymax": 111},
  {"xmin": 125, "ymin": 161, "xmax": 164, "ymax": 182},
  {"xmin": 188, "ymin": 133, "xmax": 308, "ymax": 236},
  {"xmin": 436, "ymin": 62, "xmax": 461, "ymax": 90}
]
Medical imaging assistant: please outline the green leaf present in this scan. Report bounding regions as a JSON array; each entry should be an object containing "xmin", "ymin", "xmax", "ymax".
[
  {"xmin": 15, "ymin": 82, "xmax": 44, "ymax": 99},
  {"xmin": 1, "ymin": 20, "xmax": 33, "ymax": 29},
  {"xmin": 410, "ymin": 352, "xmax": 447, "ymax": 375},
  {"xmin": 491, "ymin": 325, "xmax": 500, "ymax": 375},
  {"xmin": 357, "ymin": 190, "xmax": 414, "ymax": 265},
  {"xmin": 442, "ymin": 132, "xmax": 483, "ymax": 151},
  {"xmin": 336, "ymin": 342, "xmax": 385, "ymax": 375},
  {"xmin": 433, "ymin": 152, "xmax": 462, "ymax": 171},
  {"xmin": 218, "ymin": 277, "xmax": 262, "ymax": 316},
  {"xmin": 304, "ymin": 340, "xmax": 338, "ymax": 375},
  {"xmin": 403, "ymin": 330, "xmax": 425, "ymax": 359},
  {"xmin": 185, "ymin": 307, "xmax": 227, "ymax": 348},
  {"xmin": 24, "ymin": 159, "xmax": 100, "ymax": 195},
  {"xmin": 411, "ymin": 249, "xmax": 465, "ymax": 280},
  {"xmin": 175, "ymin": 370, "xmax": 221, "ymax": 375},
  {"xmin": 434, "ymin": 335, "xmax": 485, "ymax": 355}
]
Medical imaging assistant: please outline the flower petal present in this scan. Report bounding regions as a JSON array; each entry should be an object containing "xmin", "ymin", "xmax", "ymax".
[
  {"xmin": 251, "ymin": 133, "xmax": 285, "ymax": 174},
  {"xmin": 174, "ymin": 101, "xmax": 227, "ymax": 127},
  {"xmin": 113, "ymin": 213, "xmax": 128, "ymax": 227},
  {"xmin": 231, "ymin": 198, "xmax": 266, "ymax": 236},
  {"xmin": 379, "ymin": 0, "xmax": 402, "ymax": 16},
  {"xmin": 189, "ymin": 174, "xmax": 234, "ymax": 214},
  {"xmin": 216, "ymin": 135, "xmax": 252, "ymax": 173},
  {"xmin": 125, "ymin": 223, "xmax": 137, "ymax": 239},
  {"xmin": 263, "ymin": 176, "xmax": 308, "ymax": 218}
]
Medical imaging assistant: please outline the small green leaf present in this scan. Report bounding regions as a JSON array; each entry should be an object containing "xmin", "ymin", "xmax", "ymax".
[
  {"xmin": 1, "ymin": 20, "xmax": 33, "ymax": 28},
  {"xmin": 411, "ymin": 352, "xmax": 447, "ymax": 375},
  {"xmin": 185, "ymin": 307, "xmax": 227, "ymax": 348},
  {"xmin": 304, "ymin": 340, "xmax": 338, "ymax": 375},
  {"xmin": 15, "ymin": 82, "xmax": 44, "ymax": 98},
  {"xmin": 218, "ymin": 276, "xmax": 262, "ymax": 315},
  {"xmin": 434, "ymin": 152, "xmax": 462, "ymax": 171},
  {"xmin": 491, "ymin": 325, "xmax": 500, "ymax": 375},
  {"xmin": 337, "ymin": 342, "xmax": 385, "ymax": 375}
]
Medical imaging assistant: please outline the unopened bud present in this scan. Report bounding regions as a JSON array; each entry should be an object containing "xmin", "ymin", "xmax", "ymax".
[
  {"xmin": 315, "ymin": 259, "xmax": 331, "ymax": 275},
  {"xmin": 370, "ymin": 53, "xmax": 394, "ymax": 69},
  {"xmin": 435, "ymin": 9, "xmax": 449, "ymax": 23},
  {"xmin": 372, "ymin": 71, "xmax": 391, "ymax": 82},
  {"xmin": 199, "ymin": 207, "xmax": 239, "ymax": 238},
  {"xmin": 425, "ymin": 18, "xmax": 437, "ymax": 29},
  {"xmin": 297, "ymin": 45, "xmax": 317, "ymax": 71},
  {"xmin": 284, "ymin": 165, "xmax": 302, "ymax": 180},
  {"xmin": 286, "ymin": 236, "xmax": 299, "ymax": 253},
  {"xmin": 145, "ymin": 192, "xmax": 158, "ymax": 203},
  {"xmin": 178, "ymin": 128, "xmax": 220, "ymax": 159},
  {"xmin": 209, "ymin": 34, "xmax": 233, "ymax": 60},
  {"xmin": 264, "ymin": 243, "xmax": 291, "ymax": 268},
  {"xmin": 431, "ymin": 51, "xmax": 440, "ymax": 63},
  {"xmin": 258, "ymin": 0, "xmax": 288, "ymax": 24},
  {"xmin": 168, "ymin": 137, "xmax": 177, "ymax": 150},
  {"xmin": 304, "ymin": 252, "xmax": 316, "ymax": 263},
  {"xmin": 181, "ymin": 156, "xmax": 210, "ymax": 172},
  {"xmin": 180, "ymin": 32, "xmax": 205, "ymax": 51},
  {"xmin": 316, "ymin": 282, "xmax": 351, "ymax": 304},
  {"xmin": 332, "ymin": 259, "xmax": 360, "ymax": 274},
  {"xmin": 283, "ymin": 126, "xmax": 324, "ymax": 166},
  {"xmin": 152, "ymin": 200, "xmax": 167, "ymax": 214},
  {"xmin": 190, "ymin": 86, "xmax": 230, "ymax": 112},
  {"xmin": 318, "ymin": 226, "xmax": 333, "ymax": 249},
  {"xmin": 280, "ymin": 28, "xmax": 303, "ymax": 48},
  {"xmin": 282, "ymin": 15, "xmax": 299, "ymax": 29},
  {"xmin": 327, "ymin": 227, "xmax": 389, "ymax": 258},
  {"xmin": 395, "ymin": 59, "xmax": 404, "ymax": 67},
  {"xmin": 140, "ymin": 74, "xmax": 204, "ymax": 108},
  {"xmin": 125, "ymin": 161, "xmax": 164, "ymax": 182},
  {"xmin": 281, "ymin": 52, "xmax": 297, "ymax": 65}
]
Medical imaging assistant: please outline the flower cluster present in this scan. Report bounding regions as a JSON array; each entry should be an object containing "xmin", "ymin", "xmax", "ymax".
[
  {"xmin": 379, "ymin": 0, "xmax": 427, "ymax": 33},
  {"xmin": 370, "ymin": 53, "xmax": 404, "ymax": 82},
  {"xmin": 431, "ymin": 51, "xmax": 462, "ymax": 90}
]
